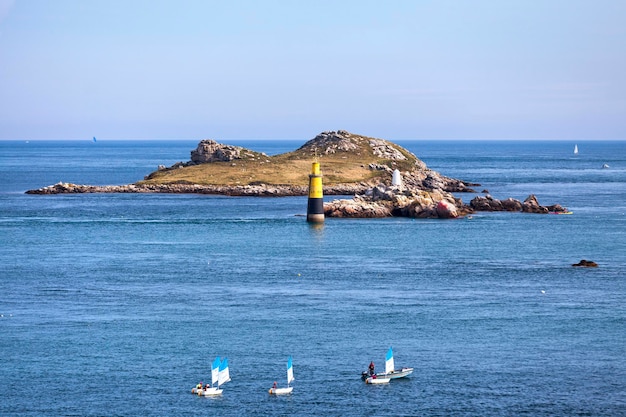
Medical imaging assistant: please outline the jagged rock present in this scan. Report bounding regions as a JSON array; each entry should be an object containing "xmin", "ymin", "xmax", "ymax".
[
  {"xmin": 501, "ymin": 198, "xmax": 523, "ymax": 211},
  {"xmin": 522, "ymin": 194, "xmax": 549, "ymax": 213},
  {"xmin": 325, "ymin": 184, "xmax": 465, "ymax": 219},
  {"xmin": 572, "ymin": 260, "xmax": 598, "ymax": 267},
  {"xmin": 470, "ymin": 195, "xmax": 504, "ymax": 211},
  {"xmin": 369, "ymin": 138, "xmax": 407, "ymax": 161},
  {"xmin": 546, "ymin": 203, "xmax": 568, "ymax": 212},
  {"xmin": 324, "ymin": 199, "xmax": 392, "ymax": 218},
  {"xmin": 191, "ymin": 139, "xmax": 247, "ymax": 163},
  {"xmin": 470, "ymin": 194, "xmax": 564, "ymax": 214},
  {"xmin": 298, "ymin": 130, "xmax": 359, "ymax": 155}
]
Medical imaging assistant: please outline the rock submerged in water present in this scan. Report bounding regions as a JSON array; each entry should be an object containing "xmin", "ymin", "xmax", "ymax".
[{"xmin": 572, "ymin": 260, "xmax": 598, "ymax": 267}]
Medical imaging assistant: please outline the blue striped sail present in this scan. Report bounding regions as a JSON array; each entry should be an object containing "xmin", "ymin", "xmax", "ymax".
[
  {"xmin": 287, "ymin": 356, "xmax": 294, "ymax": 385},
  {"xmin": 385, "ymin": 347, "xmax": 394, "ymax": 374},
  {"xmin": 218, "ymin": 357, "xmax": 231, "ymax": 386},
  {"xmin": 211, "ymin": 356, "xmax": 221, "ymax": 385}
]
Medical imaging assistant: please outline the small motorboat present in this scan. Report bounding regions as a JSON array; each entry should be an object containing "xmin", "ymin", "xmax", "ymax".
[{"xmin": 362, "ymin": 347, "xmax": 414, "ymax": 382}]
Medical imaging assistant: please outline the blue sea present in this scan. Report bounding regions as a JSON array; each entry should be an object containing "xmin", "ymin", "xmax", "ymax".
[{"xmin": 1, "ymin": 139, "xmax": 625, "ymax": 416}]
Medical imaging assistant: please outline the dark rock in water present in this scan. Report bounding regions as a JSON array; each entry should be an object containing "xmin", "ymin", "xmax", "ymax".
[
  {"xmin": 546, "ymin": 203, "xmax": 568, "ymax": 213},
  {"xmin": 469, "ymin": 194, "xmax": 566, "ymax": 214},
  {"xmin": 470, "ymin": 195, "xmax": 504, "ymax": 211},
  {"xmin": 572, "ymin": 260, "xmax": 598, "ymax": 267},
  {"xmin": 522, "ymin": 194, "xmax": 548, "ymax": 213},
  {"xmin": 501, "ymin": 198, "xmax": 523, "ymax": 211}
]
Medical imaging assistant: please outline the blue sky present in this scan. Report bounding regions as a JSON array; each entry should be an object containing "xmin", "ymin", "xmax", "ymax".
[{"xmin": 0, "ymin": 0, "xmax": 624, "ymax": 140}]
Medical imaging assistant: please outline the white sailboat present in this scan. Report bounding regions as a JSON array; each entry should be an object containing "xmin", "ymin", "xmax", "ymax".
[
  {"xmin": 269, "ymin": 356, "xmax": 294, "ymax": 395},
  {"xmin": 203, "ymin": 357, "xmax": 231, "ymax": 396},
  {"xmin": 363, "ymin": 347, "xmax": 413, "ymax": 382},
  {"xmin": 574, "ymin": 144, "xmax": 578, "ymax": 154},
  {"xmin": 191, "ymin": 356, "xmax": 220, "ymax": 395}
]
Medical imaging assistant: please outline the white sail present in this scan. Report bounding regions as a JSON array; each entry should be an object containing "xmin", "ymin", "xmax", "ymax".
[
  {"xmin": 287, "ymin": 356, "xmax": 294, "ymax": 385},
  {"xmin": 211, "ymin": 356, "xmax": 221, "ymax": 386},
  {"xmin": 385, "ymin": 347, "xmax": 394, "ymax": 374},
  {"xmin": 218, "ymin": 357, "xmax": 231, "ymax": 386},
  {"xmin": 574, "ymin": 144, "xmax": 578, "ymax": 154}
]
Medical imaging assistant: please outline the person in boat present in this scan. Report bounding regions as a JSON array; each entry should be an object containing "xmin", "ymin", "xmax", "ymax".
[
  {"xmin": 205, "ymin": 383, "xmax": 211, "ymax": 390},
  {"xmin": 369, "ymin": 361, "xmax": 375, "ymax": 376},
  {"xmin": 272, "ymin": 381, "xmax": 277, "ymax": 389}
]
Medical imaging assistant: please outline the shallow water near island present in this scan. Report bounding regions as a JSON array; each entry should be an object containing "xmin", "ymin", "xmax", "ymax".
[{"xmin": 1, "ymin": 139, "xmax": 625, "ymax": 416}]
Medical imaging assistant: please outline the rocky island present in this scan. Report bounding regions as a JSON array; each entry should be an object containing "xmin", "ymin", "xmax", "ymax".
[{"xmin": 26, "ymin": 130, "xmax": 567, "ymax": 218}]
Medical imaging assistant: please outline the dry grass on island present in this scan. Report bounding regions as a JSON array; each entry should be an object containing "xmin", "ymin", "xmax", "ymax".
[
  {"xmin": 139, "ymin": 130, "xmax": 420, "ymax": 188},
  {"xmin": 25, "ymin": 130, "xmax": 568, "ymax": 219}
]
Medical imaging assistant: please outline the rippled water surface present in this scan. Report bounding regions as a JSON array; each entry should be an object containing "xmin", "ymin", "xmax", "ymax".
[{"xmin": 1, "ymin": 140, "xmax": 625, "ymax": 416}]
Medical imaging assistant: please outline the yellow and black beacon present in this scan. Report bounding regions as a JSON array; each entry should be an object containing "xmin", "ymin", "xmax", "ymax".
[{"xmin": 306, "ymin": 159, "xmax": 324, "ymax": 223}]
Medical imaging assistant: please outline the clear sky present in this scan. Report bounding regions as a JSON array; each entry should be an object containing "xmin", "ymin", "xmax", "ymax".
[{"xmin": 0, "ymin": 0, "xmax": 625, "ymax": 140}]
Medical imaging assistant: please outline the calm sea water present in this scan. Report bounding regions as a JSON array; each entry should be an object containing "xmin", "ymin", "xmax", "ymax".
[{"xmin": 1, "ymin": 140, "xmax": 625, "ymax": 416}]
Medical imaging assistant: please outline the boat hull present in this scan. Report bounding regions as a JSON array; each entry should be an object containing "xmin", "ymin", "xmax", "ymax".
[
  {"xmin": 362, "ymin": 367, "xmax": 414, "ymax": 380},
  {"xmin": 365, "ymin": 376, "xmax": 390, "ymax": 384},
  {"xmin": 202, "ymin": 387, "xmax": 223, "ymax": 396},
  {"xmin": 269, "ymin": 386, "xmax": 293, "ymax": 395}
]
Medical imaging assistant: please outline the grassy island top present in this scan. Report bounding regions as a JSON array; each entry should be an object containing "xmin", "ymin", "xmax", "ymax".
[{"xmin": 139, "ymin": 130, "xmax": 426, "ymax": 187}]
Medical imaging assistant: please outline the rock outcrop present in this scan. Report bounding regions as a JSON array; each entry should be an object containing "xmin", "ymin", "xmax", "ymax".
[
  {"xmin": 189, "ymin": 139, "xmax": 267, "ymax": 164},
  {"xmin": 25, "ymin": 131, "xmax": 567, "ymax": 219},
  {"xmin": 324, "ymin": 183, "xmax": 469, "ymax": 219},
  {"xmin": 572, "ymin": 260, "xmax": 598, "ymax": 267},
  {"xmin": 294, "ymin": 130, "xmax": 478, "ymax": 193},
  {"xmin": 25, "ymin": 182, "xmax": 309, "ymax": 196},
  {"xmin": 324, "ymin": 186, "xmax": 567, "ymax": 219}
]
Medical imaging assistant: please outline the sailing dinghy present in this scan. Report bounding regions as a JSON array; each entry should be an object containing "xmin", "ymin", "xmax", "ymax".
[
  {"xmin": 362, "ymin": 347, "xmax": 413, "ymax": 382},
  {"xmin": 269, "ymin": 356, "xmax": 294, "ymax": 395},
  {"xmin": 202, "ymin": 357, "xmax": 231, "ymax": 396},
  {"xmin": 192, "ymin": 356, "xmax": 220, "ymax": 395}
]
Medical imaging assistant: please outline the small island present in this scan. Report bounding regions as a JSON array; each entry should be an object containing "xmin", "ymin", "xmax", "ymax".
[{"xmin": 26, "ymin": 130, "xmax": 567, "ymax": 219}]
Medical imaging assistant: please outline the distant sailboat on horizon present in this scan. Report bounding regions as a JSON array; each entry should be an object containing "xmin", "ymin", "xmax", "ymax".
[{"xmin": 574, "ymin": 144, "xmax": 578, "ymax": 154}]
